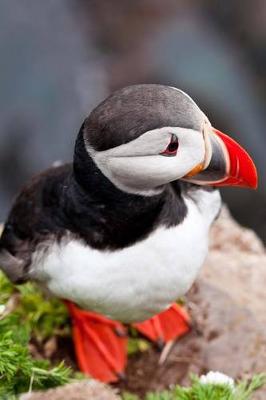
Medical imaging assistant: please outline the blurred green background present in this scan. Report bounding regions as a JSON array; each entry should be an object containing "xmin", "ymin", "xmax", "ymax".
[{"xmin": 0, "ymin": 0, "xmax": 265, "ymax": 240}]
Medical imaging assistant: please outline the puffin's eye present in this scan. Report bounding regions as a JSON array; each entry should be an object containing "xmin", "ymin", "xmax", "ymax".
[{"xmin": 160, "ymin": 134, "xmax": 179, "ymax": 156}]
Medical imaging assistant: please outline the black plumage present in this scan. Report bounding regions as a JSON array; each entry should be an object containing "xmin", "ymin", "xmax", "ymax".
[
  {"xmin": 0, "ymin": 152, "xmax": 188, "ymax": 284},
  {"xmin": 0, "ymin": 84, "xmax": 209, "ymax": 284}
]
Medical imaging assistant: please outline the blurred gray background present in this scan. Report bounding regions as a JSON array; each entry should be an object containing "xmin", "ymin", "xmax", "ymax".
[{"xmin": 0, "ymin": 0, "xmax": 265, "ymax": 241}]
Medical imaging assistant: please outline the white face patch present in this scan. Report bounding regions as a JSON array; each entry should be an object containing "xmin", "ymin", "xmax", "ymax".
[{"xmin": 85, "ymin": 127, "xmax": 205, "ymax": 195}]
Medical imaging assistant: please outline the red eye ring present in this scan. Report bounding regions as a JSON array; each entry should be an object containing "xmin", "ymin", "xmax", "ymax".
[{"xmin": 160, "ymin": 134, "xmax": 179, "ymax": 156}]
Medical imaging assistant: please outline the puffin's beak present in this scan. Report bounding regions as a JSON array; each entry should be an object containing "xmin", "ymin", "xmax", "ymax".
[{"xmin": 184, "ymin": 125, "xmax": 258, "ymax": 189}]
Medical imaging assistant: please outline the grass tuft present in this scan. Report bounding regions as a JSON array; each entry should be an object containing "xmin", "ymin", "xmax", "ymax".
[
  {"xmin": 0, "ymin": 271, "xmax": 74, "ymax": 397},
  {"xmin": 122, "ymin": 374, "xmax": 266, "ymax": 400}
]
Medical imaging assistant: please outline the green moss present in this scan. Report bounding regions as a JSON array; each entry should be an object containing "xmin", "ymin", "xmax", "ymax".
[
  {"xmin": 122, "ymin": 374, "xmax": 266, "ymax": 400},
  {"xmin": 0, "ymin": 270, "xmax": 69, "ymax": 340},
  {"xmin": 16, "ymin": 283, "xmax": 69, "ymax": 340},
  {"xmin": 0, "ymin": 272, "xmax": 73, "ymax": 396},
  {"xmin": 127, "ymin": 327, "xmax": 151, "ymax": 356},
  {"xmin": 0, "ymin": 314, "xmax": 71, "ymax": 396}
]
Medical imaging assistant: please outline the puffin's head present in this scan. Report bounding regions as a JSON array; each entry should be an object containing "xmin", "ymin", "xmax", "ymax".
[{"xmin": 80, "ymin": 84, "xmax": 257, "ymax": 195}]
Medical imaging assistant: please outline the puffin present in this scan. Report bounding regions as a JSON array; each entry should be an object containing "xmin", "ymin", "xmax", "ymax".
[{"xmin": 0, "ymin": 85, "xmax": 257, "ymax": 382}]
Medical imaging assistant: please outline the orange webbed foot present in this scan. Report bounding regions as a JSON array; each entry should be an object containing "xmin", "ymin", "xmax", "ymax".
[
  {"xmin": 133, "ymin": 303, "xmax": 190, "ymax": 347},
  {"xmin": 65, "ymin": 301, "xmax": 127, "ymax": 383}
]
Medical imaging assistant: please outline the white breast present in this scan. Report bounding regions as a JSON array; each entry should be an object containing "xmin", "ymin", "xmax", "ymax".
[{"xmin": 30, "ymin": 189, "xmax": 221, "ymax": 322}]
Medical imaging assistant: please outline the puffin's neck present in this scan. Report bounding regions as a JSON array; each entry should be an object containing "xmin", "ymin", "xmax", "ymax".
[
  {"xmin": 73, "ymin": 125, "xmax": 139, "ymax": 203},
  {"xmin": 68, "ymin": 127, "xmax": 187, "ymax": 249}
]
